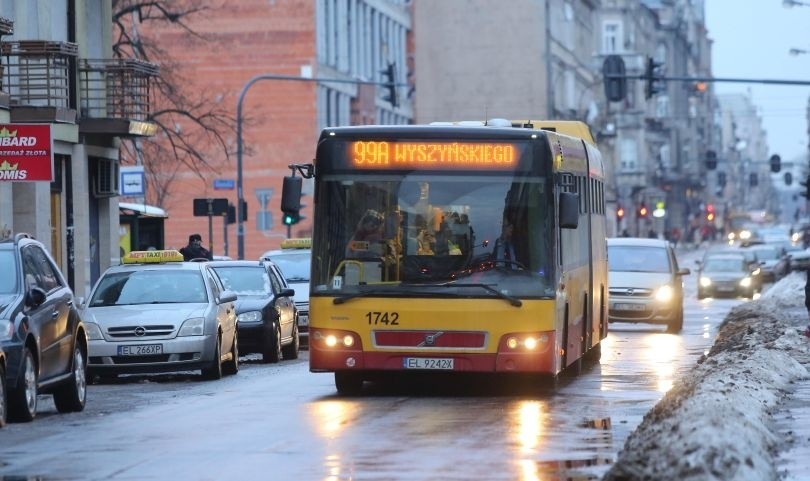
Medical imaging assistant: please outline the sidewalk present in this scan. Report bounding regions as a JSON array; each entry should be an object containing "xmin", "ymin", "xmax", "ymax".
[{"xmin": 602, "ymin": 272, "xmax": 810, "ymax": 481}]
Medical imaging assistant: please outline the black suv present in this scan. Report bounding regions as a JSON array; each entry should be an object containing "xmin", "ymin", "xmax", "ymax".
[{"xmin": 0, "ymin": 233, "xmax": 87, "ymax": 421}]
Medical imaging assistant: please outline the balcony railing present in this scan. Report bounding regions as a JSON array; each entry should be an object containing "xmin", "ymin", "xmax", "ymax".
[
  {"xmin": 79, "ymin": 58, "xmax": 159, "ymax": 122},
  {"xmin": 0, "ymin": 40, "xmax": 77, "ymax": 110}
]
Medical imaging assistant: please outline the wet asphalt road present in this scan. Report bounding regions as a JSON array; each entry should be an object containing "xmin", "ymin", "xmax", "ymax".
[{"xmin": 0, "ymin": 246, "xmax": 752, "ymax": 480}]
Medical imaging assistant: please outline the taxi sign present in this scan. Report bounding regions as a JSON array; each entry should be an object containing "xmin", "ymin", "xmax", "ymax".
[
  {"xmin": 280, "ymin": 238, "xmax": 311, "ymax": 249},
  {"xmin": 122, "ymin": 249, "xmax": 185, "ymax": 264}
]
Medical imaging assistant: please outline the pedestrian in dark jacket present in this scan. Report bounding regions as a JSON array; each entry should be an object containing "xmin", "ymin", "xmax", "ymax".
[{"xmin": 179, "ymin": 233, "xmax": 212, "ymax": 261}]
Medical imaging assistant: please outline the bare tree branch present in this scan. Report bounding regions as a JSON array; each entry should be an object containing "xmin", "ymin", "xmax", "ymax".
[{"xmin": 113, "ymin": 0, "xmax": 236, "ymax": 209}]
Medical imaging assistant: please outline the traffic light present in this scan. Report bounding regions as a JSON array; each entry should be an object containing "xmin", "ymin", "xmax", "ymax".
[
  {"xmin": 801, "ymin": 175, "xmax": 810, "ymax": 199},
  {"xmin": 381, "ymin": 62, "xmax": 398, "ymax": 107},
  {"xmin": 785, "ymin": 171, "xmax": 793, "ymax": 186},
  {"xmin": 692, "ymin": 81, "xmax": 708, "ymax": 94},
  {"xmin": 602, "ymin": 55, "xmax": 627, "ymax": 102},
  {"xmin": 706, "ymin": 204, "xmax": 715, "ymax": 222},
  {"xmin": 637, "ymin": 203, "xmax": 649, "ymax": 218},
  {"xmin": 616, "ymin": 204, "xmax": 625, "ymax": 222},
  {"xmin": 644, "ymin": 57, "xmax": 665, "ymax": 100},
  {"xmin": 770, "ymin": 154, "xmax": 781, "ymax": 173},
  {"xmin": 281, "ymin": 175, "xmax": 302, "ymax": 226},
  {"xmin": 282, "ymin": 212, "xmax": 300, "ymax": 226},
  {"xmin": 749, "ymin": 173, "xmax": 758, "ymax": 187},
  {"xmin": 715, "ymin": 174, "xmax": 724, "ymax": 188},
  {"xmin": 705, "ymin": 150, "xmax": 717, "ymax": 170}
]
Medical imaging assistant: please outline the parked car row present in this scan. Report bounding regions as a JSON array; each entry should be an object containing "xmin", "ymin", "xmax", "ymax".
[
  {"xmin": 1, "ymin": 233, "xmax": 88, "ymax": 424},
  {"xmin": 0, "ymin": 232, "xmax": 308, "ymax": 425}
]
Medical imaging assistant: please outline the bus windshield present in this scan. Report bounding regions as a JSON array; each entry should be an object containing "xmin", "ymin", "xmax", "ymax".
[{"xmin": 311, "ymin": 173, "xmax": 555, "ymax": 298}]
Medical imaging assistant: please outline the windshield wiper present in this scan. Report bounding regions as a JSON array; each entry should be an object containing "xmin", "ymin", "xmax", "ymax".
[
  {"xmin": 333, "ymin": 288, "xmax": 399, "ymax": 305},
  {"xmin": 449, "ymin": 283, "xmax": 522, "ymax": 307},
  {"xmin": 333, "ymin": 283, "xmax": 523, "ymax": 307}
]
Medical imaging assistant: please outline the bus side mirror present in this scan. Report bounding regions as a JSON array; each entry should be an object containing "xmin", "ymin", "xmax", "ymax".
[{"xmin": 559, "ymin": 192, "xmax": 579, "ymax": 229}]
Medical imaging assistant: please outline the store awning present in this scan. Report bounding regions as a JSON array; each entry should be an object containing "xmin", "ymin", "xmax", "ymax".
[{"xmin": 119, "ymin": 202, "xmax": 168, "ymax": 218}]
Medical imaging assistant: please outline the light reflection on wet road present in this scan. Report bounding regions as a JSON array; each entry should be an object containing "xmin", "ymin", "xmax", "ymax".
[{"xmin": 0, "ymin": 246, "xmax": 753, "ymax": 481}]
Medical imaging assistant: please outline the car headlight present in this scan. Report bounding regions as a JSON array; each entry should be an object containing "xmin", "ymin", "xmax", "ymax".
[
  {"xmin": 178, "ymin": 317, "xmax": 205, "ymax": 337},
  {"xmin": 752, "ymin": 268, "xmax": 761, "ymax": 276},
  {"xmin": 0, "ymin": 319, "xmax": 13, "ymax": 341},
  {"xmin": 237, "ymin": 311, "xmax": 263, "ymax": 323},
  {"xmin": 728, "ymin": 233, "xmax": 735, "ymax": 240},
  {"xmin": 699, "ymin": 276, "xmax": 712, "ymax": 287},
  {"xmin": 85, "ymin": 322, "xmax": 103, "ymax": 340},
  {"xmin": 740, "ymin": 230, "xmax": 751, "ymax": 240},
  {"xmin": 654, "ymin": 285, "xmax": 674, "ymax": 302},
  {"xmin": 740, "ymin": 277, "xmax": 752, "ymax": 287}
]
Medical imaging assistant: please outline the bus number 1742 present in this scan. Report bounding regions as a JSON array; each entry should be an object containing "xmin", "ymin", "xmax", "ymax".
[{"xmin": 366, "ymin": 311, "xmax": 400, "ymax": 325}]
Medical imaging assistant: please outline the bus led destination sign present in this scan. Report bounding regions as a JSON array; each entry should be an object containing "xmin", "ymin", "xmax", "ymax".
[{"xmin": 350, "ymin": 141, "xmax": 519, "ymax": 169}]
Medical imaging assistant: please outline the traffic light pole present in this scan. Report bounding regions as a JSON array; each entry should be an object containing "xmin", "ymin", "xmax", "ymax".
[{"xmin": 235, "ymin": 72, "xmax": 406, "ymax": 259}]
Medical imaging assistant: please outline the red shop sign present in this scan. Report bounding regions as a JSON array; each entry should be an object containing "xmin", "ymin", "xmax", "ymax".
[{"xmin": 0, "ymin": 124, "xmax": 54, "ymax": 182}]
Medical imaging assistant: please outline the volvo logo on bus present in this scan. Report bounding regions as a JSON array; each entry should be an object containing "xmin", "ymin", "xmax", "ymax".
[{"xmin": 423, "ymin": 332, "xmax": 444, "ymax": 346}]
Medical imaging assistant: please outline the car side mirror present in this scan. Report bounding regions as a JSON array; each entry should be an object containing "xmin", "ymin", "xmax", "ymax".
[
  {"xmin": 218, "ymin": 290, "xmax": 238, "ymax": 304},
  {"xmin": 25, "ymin": 286, "xmax": 47, "ymax": 309},
  {"xmin": 276, "ymin": 288, "xmax": 295, "ymax": 299},
  {"xmin": 678, "ymin": 268, "xmax": 691, "ymax": 276}
]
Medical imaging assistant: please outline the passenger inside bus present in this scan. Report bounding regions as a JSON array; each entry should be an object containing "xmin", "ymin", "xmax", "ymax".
[{"xmin": 345, "ymin": 209, "xmax": 386, "ymax": 258}]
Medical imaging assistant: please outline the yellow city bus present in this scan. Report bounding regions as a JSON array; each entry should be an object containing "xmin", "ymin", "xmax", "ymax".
[{"xmin": 282, "ymin": 121, "xmax": 607, "ymax": 394}]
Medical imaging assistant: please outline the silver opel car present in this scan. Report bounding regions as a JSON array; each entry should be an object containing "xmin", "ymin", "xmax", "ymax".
[
  {"xmin": 607, "ymin": 237, "xmax": 690, "ymax": 333},
  {"xmin": 82, "ymin": 250, "xmax": 238, "ymax": 381}
]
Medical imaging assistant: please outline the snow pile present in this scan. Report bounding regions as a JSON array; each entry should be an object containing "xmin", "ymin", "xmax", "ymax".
[{"xmin": 603, "ymin": 274, "xmax": 810, "ymax": 481}]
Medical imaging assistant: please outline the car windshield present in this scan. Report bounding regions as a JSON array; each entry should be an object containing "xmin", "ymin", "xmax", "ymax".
[
  {"xmin": 89, "ymin": 270, "xmax": 207, "ymax": 306},
  {"xmin": 212, "ymin": 266, "xmax": 272, "ymax": 296},
  {"xmin": 266, "ymin": 252, "xmax": 310, "ymax": 282},
  {"xmin": 608, "ymin": 246, "xmax": 670, "ymax": 273},
  {"xmin": 0, "ymin": 250, "xmax": 18, "ymax": 294},
  {"xmin": 703, "ymin": 258, "xmax": 745, "ymax": 273},
  {"xmin": 751, "ymin": 248, "xmax": 777, "ymax": 261}
]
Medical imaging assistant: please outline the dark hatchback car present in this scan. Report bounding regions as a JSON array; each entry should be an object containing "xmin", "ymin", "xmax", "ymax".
[
  {"xmin": 210, "ymin": 260, "xmax": 299, "ymax": 363},
  {"xmin": 0, "ymin": 346, "xmax": 6, "ymax": 428},
  {"xmin": 0, "ymin": 233, "xmax": 87, "ymax": 422}
]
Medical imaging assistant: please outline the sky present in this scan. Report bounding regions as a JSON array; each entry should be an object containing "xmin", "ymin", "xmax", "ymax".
[{"xmin": 705, "ymin": 0, "xmax": 810, "ymax": 164}]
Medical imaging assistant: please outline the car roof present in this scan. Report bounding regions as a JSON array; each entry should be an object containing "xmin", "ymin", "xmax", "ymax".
[
  {"xmin": 208, "ymin": 260, "xmax": 275, "ymax": 268},
  {"xmin": 261, "ymin": 248, "xmax": 311, "ymax": 258},
  {"xmin": 607, "ymin": 237, "xmax": 670, "ymax": 248},
  {"xmin": 703, "ymin": 253, "xmax": 746, "ymax": 260}
]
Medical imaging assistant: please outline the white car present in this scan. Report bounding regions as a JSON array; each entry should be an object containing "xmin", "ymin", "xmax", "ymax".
[
  {"xmin": 262, "ymin": 238, "xmax": 311, "ymax": 348},
  {"xmin": 608, "ymin": 237, "xmax": 690, "ymax": 333},
  {"xmin": 82, "ymin": 250, "xmax": 239, "ymax": 380}
]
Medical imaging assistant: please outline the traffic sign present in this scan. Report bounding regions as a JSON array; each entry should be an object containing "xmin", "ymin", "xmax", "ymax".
[{"xmin": 213, "ymin": 179, "xmax": 235, "ymax": 190}]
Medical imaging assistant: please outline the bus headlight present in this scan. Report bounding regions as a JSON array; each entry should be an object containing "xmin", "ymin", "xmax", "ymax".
[
  {"xmin": 312, "ymin": 329, "xmax": 361, "ymax": 349},
  {"xmin": 654, "ymin": 285, "xmax": 674, "ymax": 302},
  {"xmin": 699, "ymin": 276, "xmax": 712, "ymax": 287},
  {"xmin": 503, "ymin": 333, "xmax": 549, "ymax": 351},
  {"xmin": 740, "ymin": 277, "xmax": 752, "ymax": 287}
]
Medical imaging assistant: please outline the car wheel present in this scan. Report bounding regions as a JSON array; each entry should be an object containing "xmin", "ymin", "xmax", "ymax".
[
  {"xmin": 666, "ymin": 308, "xmax": 684, "ymax": 333},
  {"xmin": 53, "ymin": 344, "xmax": 87, "ymax": 413},
  {"xmin": 223, "ymin": 333, "xmax": 239, "ymax": 376},
  {"xmin": 261, "ymin": 323, "xmax": 282, "ymax": 364},
  {"xmin": 201, "ymin": 334, "xmax": 223, "ymax": 380},
  {"xmin": 334, "ymin": 371, "xmax": 363, "ymax": 396},
  {"xmin": 0, "ymin": 361, "xmax": 6, "ymax": 428},
  {"xmin": 281, "ymin": 323, "xmax": 300, "ymax": 360},
  {"xmin": 9, "ymin": 347, "xmax": 37, "ymax": 422}
]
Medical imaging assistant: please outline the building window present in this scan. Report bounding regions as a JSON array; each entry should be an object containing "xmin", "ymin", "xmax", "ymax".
[
  {"xmin": 602, "ymin": 21, "xmax": 622, "ymax": 54},
  {"xmin": 619, "ymin": 138, "xmax": 637, "ymax": 172}
]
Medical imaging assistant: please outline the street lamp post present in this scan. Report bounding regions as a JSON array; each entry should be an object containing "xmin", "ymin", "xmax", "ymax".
[{"xmin": 235, "ymin": 73, "xmax": 403, "ymax": 259}]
